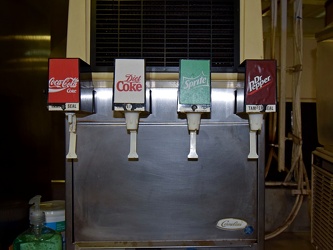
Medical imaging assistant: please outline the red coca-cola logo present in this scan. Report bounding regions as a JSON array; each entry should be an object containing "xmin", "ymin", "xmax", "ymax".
[
  {"xmin": 49, "ymin": 77, "xmax": 79, "ymax": 93},
  {"xmin": 116, "ymin": 74, "xmax": 142, "ymax": 92}
]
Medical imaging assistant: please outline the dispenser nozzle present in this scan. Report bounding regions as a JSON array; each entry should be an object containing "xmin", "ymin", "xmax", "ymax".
[
  {"xmin": 29, "ymin": 195, "xmax": 45, "ymax": 226},
  {"xmin": 29, "ymin": 195, "xmax": 42, "ymax": 209},
  {"xmin": 249, "ymin": 113, "xmax": 263, "ymax": 131}
]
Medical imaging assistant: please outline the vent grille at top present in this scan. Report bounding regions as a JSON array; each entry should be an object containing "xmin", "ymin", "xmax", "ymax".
[{"xmin": 91, "ymin": 0, "xmax": 239, "ymax": 72}]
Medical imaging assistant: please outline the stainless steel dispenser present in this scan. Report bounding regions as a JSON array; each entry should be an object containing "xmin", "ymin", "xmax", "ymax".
[
  {"xmin": 64, "ymin": 75, "xmax": 265, "ymax": 250},
  {"xmin": 63, "ymin": 1, "xmax": 266, "ymax": 249}
]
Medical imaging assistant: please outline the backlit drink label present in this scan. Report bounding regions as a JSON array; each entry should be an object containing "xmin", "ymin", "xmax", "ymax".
[
  {"xmin": 244, "ymin": 60, "xmax": 277, "ymax": 113},
  {"xmin": 178, "ymin": 59, "xmax": 211, "ymax": 112},
  {"xmin": 113, "ymin": 59, "xmax": 146, "ymax": 111},
  {"xmin": 48, "ymin": 59, "xmax": 80, "ymax": 109}
]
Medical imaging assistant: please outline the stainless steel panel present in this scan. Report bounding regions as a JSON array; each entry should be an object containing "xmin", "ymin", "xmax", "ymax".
[{"xmin": 66, "ymin": 81, "xmax": 265, "ymax": 250}]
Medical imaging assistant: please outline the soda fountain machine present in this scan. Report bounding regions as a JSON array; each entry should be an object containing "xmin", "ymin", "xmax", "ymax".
[
  {"xmin": 48, "ymin": 57, "xmax": 278, "ymax": 250},
  {"xmin": 58, "ymin": 1, "xmax": 270, "ymax": 249}
]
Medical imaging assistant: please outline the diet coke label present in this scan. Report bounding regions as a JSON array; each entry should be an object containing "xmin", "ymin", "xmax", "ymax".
[
  {"xmin": 113, "ymin": 59, "xmax": 145, "ymax": 111},
  {"xmin": 244, "ymin": 60, "xmax": 277, "ymax": 112},
  {"xmin": 48, "ymin": 58, "xmax": 80, "ymax": 105},
  {"xmin": 116, "ymin": 74, "xmax": 142, "ymax": 92}
]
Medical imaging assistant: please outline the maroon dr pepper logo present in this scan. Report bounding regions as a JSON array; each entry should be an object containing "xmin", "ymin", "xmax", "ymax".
[{"xmin": 245, "ymin": 60, "xmax": 276, "ymax": 105}]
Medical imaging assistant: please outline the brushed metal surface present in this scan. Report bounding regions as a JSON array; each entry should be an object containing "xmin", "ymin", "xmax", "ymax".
[{"xmin": 66, "ymin": 82, "xmax": 265, "ymax": 250}]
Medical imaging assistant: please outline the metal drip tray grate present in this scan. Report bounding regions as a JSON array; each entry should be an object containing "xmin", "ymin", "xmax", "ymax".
[{"xmin": 312, "ymin": 164, "xmax": 333, "ymax": 249}]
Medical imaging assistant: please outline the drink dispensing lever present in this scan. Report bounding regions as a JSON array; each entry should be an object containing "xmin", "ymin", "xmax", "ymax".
[
  {"xmin": 248, "ymin": 113, "xmax": 263, "ymax": 159},
  {"xmin": 238, "ymin": 59, "xmax": 277, "ymax": 160},
  {"xmin": 187, "ymin": 112, "xmax": 202, "ymax": 159},
  {"xmin": 178, "ymin": 59, "xmax": 211, "ymax": 160},
  {"xmin": 47, "ymin": 58, "xmax": 94, "ymax": 160},
  {"xmin": 113, "ymin": 59, "xmax": 146, "ymax": 160},
  {"xmin": 66, "ymin": 112, "xmax": 77, "ymax": 159},
  {"xmin": 124, "ymin": 109, "xmax": 140, "ymax": 159}
]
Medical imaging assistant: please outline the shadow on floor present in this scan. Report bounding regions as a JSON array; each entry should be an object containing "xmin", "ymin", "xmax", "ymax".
[{"xmin": 265, "ymin": 232, "xmax": 314, "ymax": 250}]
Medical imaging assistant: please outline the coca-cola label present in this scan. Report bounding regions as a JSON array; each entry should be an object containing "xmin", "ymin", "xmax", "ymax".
[
  {"xmin": 48, "ymin": 58, "xmax": 80, "ymax": 106},
  {"xmin": 178, "ymin": 59, "xmax": 211, "ymax": 112},
  {"xmin": 113, "ymin": 59, "xmax": 145, "ymax": 111},
  {"xmin": 245, "ymin": 60, "xmax": 277, "ymax": 112}
]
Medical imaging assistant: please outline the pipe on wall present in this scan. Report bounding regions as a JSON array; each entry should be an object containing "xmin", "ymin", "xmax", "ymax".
[{"xmin": 278, "ymin": 0, "xmax": 287, "ymax": 173}]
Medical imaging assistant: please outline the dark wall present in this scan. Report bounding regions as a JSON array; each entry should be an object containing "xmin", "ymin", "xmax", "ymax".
[
  {"xmin": 0, "ymin": 1, "xmax": 68, "ymax": 248},
  {"xmin": 265, "ymin": 102, "xmax": 320, "ymax": 181}
]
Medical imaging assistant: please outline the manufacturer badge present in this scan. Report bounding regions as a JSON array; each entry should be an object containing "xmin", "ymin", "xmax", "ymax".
[{"xmin": 216, "ymin": 218, "xmax": 248, "ymax": 231}]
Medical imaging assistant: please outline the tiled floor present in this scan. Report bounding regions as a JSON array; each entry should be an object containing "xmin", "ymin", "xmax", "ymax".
[{"xmin": 265, "ymin": 232, "xmax": 314, "ymax": 250}]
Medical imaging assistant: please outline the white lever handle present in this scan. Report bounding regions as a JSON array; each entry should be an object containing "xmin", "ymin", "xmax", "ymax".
[
  {"xmin": 188, "ymin": 131, "xmax": 198, "ymax": 159},
  {"xmin": 67, "ymin": 131, "xmax": 77, "ymax": 159},
  {"xmin": 248, "ymin": 130, "xmax": 258, "ymax": 159},
  {"xmin": 66, "ymin": 113, "xmax": 77, "ymax": 159},
  {"xmin": 128, "ymin": 130, "xmax": 138, "ymax": 159}
]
